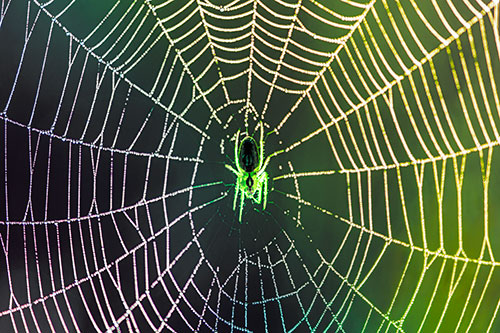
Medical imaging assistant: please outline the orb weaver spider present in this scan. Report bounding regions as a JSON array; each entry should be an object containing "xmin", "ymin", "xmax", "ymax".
[{"xmin": 225, "ymin": 123, "xmax": 270, "ymax": 222}]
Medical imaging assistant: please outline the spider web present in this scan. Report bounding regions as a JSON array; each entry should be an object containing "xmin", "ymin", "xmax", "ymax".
[{"xmin": 0, "ymin": 0, "xmax": 500, "ymax": 331}]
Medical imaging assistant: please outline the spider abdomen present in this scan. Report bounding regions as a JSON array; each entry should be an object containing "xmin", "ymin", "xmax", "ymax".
[{"xmin": 239, "ymin": 137, "xmax": 259, "ymax": 172}]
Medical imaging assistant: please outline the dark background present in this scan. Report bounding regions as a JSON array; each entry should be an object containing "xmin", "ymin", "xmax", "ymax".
[{"xmin": 1, "ymin": 0, "xmax": 500, "ymax": 332}]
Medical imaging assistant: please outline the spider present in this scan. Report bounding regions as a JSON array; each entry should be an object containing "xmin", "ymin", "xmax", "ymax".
[{"xmin": 225, "ymin": 123, "xmax": 270, "ymax": 222}]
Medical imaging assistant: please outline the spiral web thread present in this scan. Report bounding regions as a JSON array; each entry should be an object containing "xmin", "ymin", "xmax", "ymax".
[{"xmin": 0, "ymin": 0, "xmax": 500, "ymax": 331}]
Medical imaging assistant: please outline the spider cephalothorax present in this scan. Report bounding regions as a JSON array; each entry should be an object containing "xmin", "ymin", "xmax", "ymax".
[{"xmin": 225, "ymin": 123, "xmax": 270, "ymax": 222}]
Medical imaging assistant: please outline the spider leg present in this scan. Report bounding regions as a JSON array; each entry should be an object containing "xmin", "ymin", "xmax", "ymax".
[
  {"xmin": 258, "ymin": 175, "xmax": 264, "ymax": 204},
  {"xmin": 263, "ymin": 172, "xmax": 268, "ymax": 210},
  {"xmin": 234, "ymin": 129, "xmax": 241, "ymax": 171},
  {"xmin": 258, "ymin": 122, "xmax": 264, "ymax": 170},
  {"xmin": 239, "ymin": 186, "xmax": 245, "ymax": 222},
  {"xmin": 225, "ymin": 164, "xmax": 239, "ymax": 175},
  {"xmin": 259, "ymin": 146, "xmax": 285, "ymax": 179},
  {"xmin": 254, "ymin": 182, "xmax": 261, "ymax": 205},
  {"xmin": 233, "ymin": 178, "xmax": 240, "ymax": 211}
]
